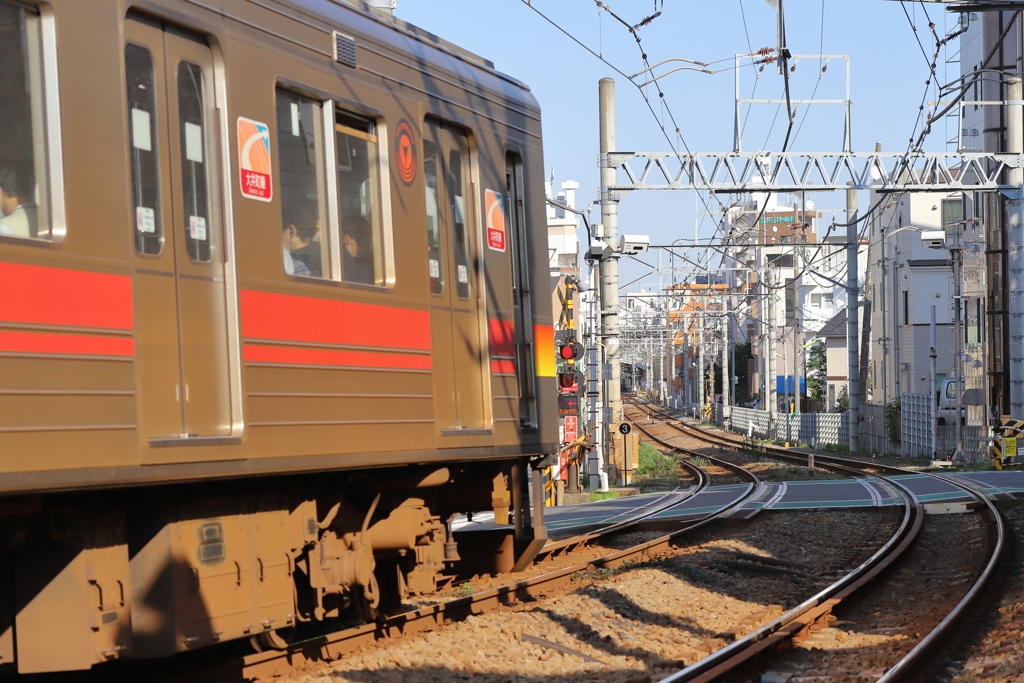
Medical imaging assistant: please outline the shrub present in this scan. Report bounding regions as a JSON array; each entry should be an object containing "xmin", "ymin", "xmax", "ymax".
[
  {"xmin": 884, "ymin": 397, "xmax": 902, "ymax": 442},
  {"xmin": 637, "ymin": 442, "xmax": 676, "ymax": 477}
]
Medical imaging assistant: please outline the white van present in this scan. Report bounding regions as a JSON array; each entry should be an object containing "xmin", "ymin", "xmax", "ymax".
[{"xmin": 936, "ymin": 378, "xmax": 982, "ymax": 425}]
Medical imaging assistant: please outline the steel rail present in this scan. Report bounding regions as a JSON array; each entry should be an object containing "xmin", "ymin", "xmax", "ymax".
[
  {"xmin": 649, "ymin": 403, "xmax": 1005, "ymax": 682},
  {"xmin": 217, "ymin": 414, "xmax": 771, "ymax": 681},
  {"xmin": 531, "ymin": 449, "xmax": 712, "ymax": 561},
  {"xmin": 235, "ymin": 460, "xmax": 769, "ymax": 680},
  {"xmin": 631, "ymin": 404, "xmax": 921, "ymax": 683}
]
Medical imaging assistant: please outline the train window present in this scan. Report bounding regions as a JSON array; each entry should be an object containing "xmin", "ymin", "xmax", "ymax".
[
  {"xmin": 423, "ymin": 138, "xmax": 443, "ymax": 294},
  {"xmin": 276, "ymin": 91, "xmax": 329, "ymax": 278},
  {"xmin": 126, "ymin": 44, "xmax": 162, "ymax": 254},
  {"xmin": 0, "ymin": 3, "xmax": 52, "ymax": 242},
  {"xmin": 178, "ymin": 62, "xmax": 210, "ymax": 262},
  {"xmin": 447, "ymin": 148, "xmax": 470, "ymax": 300},
  {"xmin": 335, "ymin": 110, "xmax": 381, "ymax": 285}
]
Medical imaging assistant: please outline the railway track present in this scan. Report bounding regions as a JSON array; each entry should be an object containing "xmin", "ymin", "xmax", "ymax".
[
  {"xmin": 635, "ymin": 401, "xmax": 1005, "ymax": 682},
  {"xmin": 150, "ymin": 429, "xmax": 772, "ymax": 681}
]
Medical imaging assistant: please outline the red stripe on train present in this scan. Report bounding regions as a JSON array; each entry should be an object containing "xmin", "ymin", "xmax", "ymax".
[
  {"xmin": 488, "ymin": 319, "xmax": 515, "ymax": 357},
  {"xmin": 243, "ymin": 344, "xmax": 432, "ymax": 370},
  {"xmin": 240, "ymin": 290, "xmax": 431, "ymax": 351},
  {"xmin": 0, "ymin": 262, "xmax": 133, "ymax": 330},
  {"xmin": 0, "ymin": 330, "xmax": 134, "ymax": 357},
  {"xmin": 491, "ymin": 359, "xmax": 516, "ymax": 374}
]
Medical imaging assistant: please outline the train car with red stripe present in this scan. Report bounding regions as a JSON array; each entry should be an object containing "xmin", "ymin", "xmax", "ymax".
[{"xmin": 0, "ymin": 0, "xmax": 556, "ymax": 672}]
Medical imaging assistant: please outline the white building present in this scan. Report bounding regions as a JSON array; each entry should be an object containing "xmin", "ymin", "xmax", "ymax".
[
  {"xmin": 546, "ymin": 177, "xmax": 581, "ymax": 276},
  {"xmin": 867, "ymin": 191, "xmax": 972, "ymax": 407}
]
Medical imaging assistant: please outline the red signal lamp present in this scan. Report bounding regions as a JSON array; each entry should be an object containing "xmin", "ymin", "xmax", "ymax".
[{"xmin": 559, "ymin": 343, "xmax": 579, "ymax": 360}]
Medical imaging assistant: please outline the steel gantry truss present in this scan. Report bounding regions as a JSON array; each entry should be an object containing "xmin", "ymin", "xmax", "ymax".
[{"xmin": 601, "ymin": 150, "xmax": 1024, "ymax": 200}]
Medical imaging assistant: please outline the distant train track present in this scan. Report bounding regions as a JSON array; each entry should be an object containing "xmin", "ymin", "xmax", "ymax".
[{"xmin": 634, "ymin": 401, "xmax": 1005, "ymax": 682}]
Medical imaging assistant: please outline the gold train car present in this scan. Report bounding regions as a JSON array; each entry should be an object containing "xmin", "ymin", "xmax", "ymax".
[{"xmin": 0, "ymin": 0, "xmax": 556, "ymax": 672}]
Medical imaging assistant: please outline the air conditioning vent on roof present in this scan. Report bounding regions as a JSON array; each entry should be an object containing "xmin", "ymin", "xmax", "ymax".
[{"xmin": 334, "ymin": 32, "xmax": 357, "ymax": 68}]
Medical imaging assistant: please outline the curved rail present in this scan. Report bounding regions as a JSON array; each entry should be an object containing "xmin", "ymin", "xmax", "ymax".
[
  {"xmin": 229, "ymin": 417, "xmax": 773, "ymax": 681},
  {"xmin": 641, "ymin": 401, "xmax": 1004, "ymax": 682},
  {"xmin": 531, "ymin": 447, "xmax": 711, "ymax": 562}
]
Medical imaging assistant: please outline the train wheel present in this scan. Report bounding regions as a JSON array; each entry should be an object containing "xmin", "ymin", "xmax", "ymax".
[
  {"xmin": 250, "ymin": 626, "xmax": 296, "ymax": 652},
  {"xmin": 352, "ymin": 560, "xmax": 400, "ymax": 623}
]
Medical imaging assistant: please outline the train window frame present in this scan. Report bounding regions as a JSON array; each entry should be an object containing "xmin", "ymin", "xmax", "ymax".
[
  {"xmin": 0, "ymin": 3, "xmax": 66, "ymax": 246},
  {"xmin": 328, "ymin": 103, "xmax": 393, "ymax": 288},
  {"xmin": 271, "ymin": 83, "xmax": 394, "ymax": 288},
  {"xmin": 276, "ymin": 89, "xmax": 331, "ymax": 279}
]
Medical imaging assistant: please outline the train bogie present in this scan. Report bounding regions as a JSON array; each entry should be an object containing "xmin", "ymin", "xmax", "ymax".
[{"xmin": 0, "ymin": 0, "xmax": 555, "ymax": 672}]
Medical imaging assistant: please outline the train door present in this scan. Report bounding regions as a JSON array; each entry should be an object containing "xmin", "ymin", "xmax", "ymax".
[
  {"xmin": 423, "ymin": 121, "xmax": 487, "ymax": 431},
  {"xmin": 505, "ymin": 153, "xmax": 537, "ymax": 429},
  {"xmin": 125, "ymin": 17, "xmax": 234, "ymax": 455}
]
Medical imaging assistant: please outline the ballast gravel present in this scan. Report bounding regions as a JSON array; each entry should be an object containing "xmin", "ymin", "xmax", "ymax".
[{"xmin": 263, "ymin": 508, "xmax": 896, "ymax": 683}]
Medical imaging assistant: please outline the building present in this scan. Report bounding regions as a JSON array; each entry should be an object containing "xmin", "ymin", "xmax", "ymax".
[
  {"xmin": 721, "ymin": 193, "xmax": 853, "ymax": 411},
  {"xmin": 818, "ymin": 310, "xmax": 851, "ymax": 411},
  {"xmin": 866, "ymin": 190, "xmax": 978, "ymax": 411}
]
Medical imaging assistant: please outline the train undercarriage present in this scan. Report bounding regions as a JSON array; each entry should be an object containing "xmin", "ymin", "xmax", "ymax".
[{"xmin": 0, "ymin": 458, "xmax": 549, "ymax": 673}]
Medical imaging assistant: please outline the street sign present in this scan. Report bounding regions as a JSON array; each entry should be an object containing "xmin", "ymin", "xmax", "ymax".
[
  {"xmin": 618, "ymin": 422, "xmax": 631, "ymax": 435},
  {"xmin": 564, "ymin": 415, "xmax": 579, "ymax": 442}
]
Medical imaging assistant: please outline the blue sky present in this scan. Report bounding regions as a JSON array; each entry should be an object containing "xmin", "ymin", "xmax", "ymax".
[{"xmin": 398, "ymin": 1, "xmax": 962, "ymax": 289}]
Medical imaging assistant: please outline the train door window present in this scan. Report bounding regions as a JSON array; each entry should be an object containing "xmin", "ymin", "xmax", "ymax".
[
  {"xmin": 505, "ymin": 151, "xmax": 536, "ymax": 428},
  {"xmin": 275, "ymin": 91, "xmax": 328, "ymax": 278},
  {"xmin": 335, "ymin": 110, "xmax": 382, "ymax": 285},
  {"xmin": 126, "ymin": 44, "xmax": 162, "ymax": 254},
  {"xmin": 447, "ymin": 146, "xmax": 471, "ymax": 300},
  {"xmin": 423, "ymin": 138, "xmax": 443, "ymax": 294},
  {"xmin": 0, "ymin": 2, "xmax": 60, "ymax": 243},
  {"xmin": 178, "ymin": 62, "xmax": 210, "ymax": 262}
]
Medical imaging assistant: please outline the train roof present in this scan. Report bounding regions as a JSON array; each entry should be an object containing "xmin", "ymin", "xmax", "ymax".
[{"xmin": 273, "ymin": 0, "xmax": 536, "ymax": 104}]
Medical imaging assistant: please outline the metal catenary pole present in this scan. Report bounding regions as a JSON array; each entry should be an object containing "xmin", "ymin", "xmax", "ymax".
[
  {"xmin": 1008, "ymin": 77, "xmax": 1024, "ymax": 420},
  {"xmin": 846, "ymin": 183, "xmax": 860, "ymax": 452}
]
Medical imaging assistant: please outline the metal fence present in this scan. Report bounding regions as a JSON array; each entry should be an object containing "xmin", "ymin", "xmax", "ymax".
[
  {"xmin": 859, "ymin": 402, "xmax": 899, "ymax": 455},
  {"xmin": 660, "ymin": 396, "xmax": 990, "ymax": 461},
  {"xmin": 900, "ymin": 393, "xmax": 933, "ymax": 459},
  {"xmin": 711, "ymin": 405, "xmax": 846, "ymax": 446},
  {"xmin": 935, "ymin": 426, "xmax": 989, "ymax": 462}
]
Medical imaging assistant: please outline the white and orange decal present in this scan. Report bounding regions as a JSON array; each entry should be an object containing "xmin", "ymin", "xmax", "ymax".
[
  {"xmin": 237, "ymin": 117, "xmax": 272, "ymax": 201},
  {"xmin": 485, "ymin": 189, "xmax": 506, "ymax": 252}
]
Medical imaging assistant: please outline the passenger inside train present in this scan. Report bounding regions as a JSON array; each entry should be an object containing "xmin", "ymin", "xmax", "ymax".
[{"xmin": 0, "ymin": 163, "xmax": 36, "ymax": 239}]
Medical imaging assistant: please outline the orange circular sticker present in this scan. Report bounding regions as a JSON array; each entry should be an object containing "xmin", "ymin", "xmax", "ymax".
[{"xmin": 395, "ymin": 120, "xmax": 417, "ymax": 185}]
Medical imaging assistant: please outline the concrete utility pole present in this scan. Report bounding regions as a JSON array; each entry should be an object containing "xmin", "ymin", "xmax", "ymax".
[
  {"xmin": 766, "ymin": 270, "xmax": 777, "ymax": 420},
  {"xmin": 698, "ymin": 310, "xmax": 705, "ymax": 409},
  {"xmin": 598, "ymin": 78, "xmax": 623, "ymax": 471},
  {"xmin": 930, "ymin": 306, "xmax": 938, "ymax": 459},
  {"xmin": 1009, "ymin": 77, "xmax": 1024, "ymax": 420},
  {"xmin": 847, "ymin": 183, "xmax": 860, "ymax": 453},
  {"xmin": 952, "ymin": 219, "xmax": 963, "ymax": 459},
  {"xmin": 722, "ymin": 303, "xmax": 731, "ymax": 409}
]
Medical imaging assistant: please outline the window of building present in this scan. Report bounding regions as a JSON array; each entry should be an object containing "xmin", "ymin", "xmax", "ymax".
[
  {"xmin": 903, "ymin": 290, "xmax": 909, "ymax": 326},
  {"xmin": 810, "ymin": 292, "xmax": 821, "ymax": 308},
  {"xmin": 767, "ymin": 253, "xmax": 794, "ymax": 268},
  {"xmin": 0, "ymin": 2, "xmax": 56, "ymax": 242},
  {"xmin": 942, "ymin": 198, "xmax": 963, "ymax": 237}
]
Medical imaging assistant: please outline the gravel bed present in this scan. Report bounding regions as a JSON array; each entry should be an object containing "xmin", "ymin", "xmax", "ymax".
[
  {"xmin": 753, "ymin": 509, "xmax": 990, "ymax": 681},
  {"xmin": 263, "ymin": 509, "xmax": 898, "ymax": 683},
  {"xmin": 934, "ymin": 500, "xmax": 1024, "ymax": 682},
  {"xmin": 629, "ymin": 408, "xmax": 844, "ymax": 484}
]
